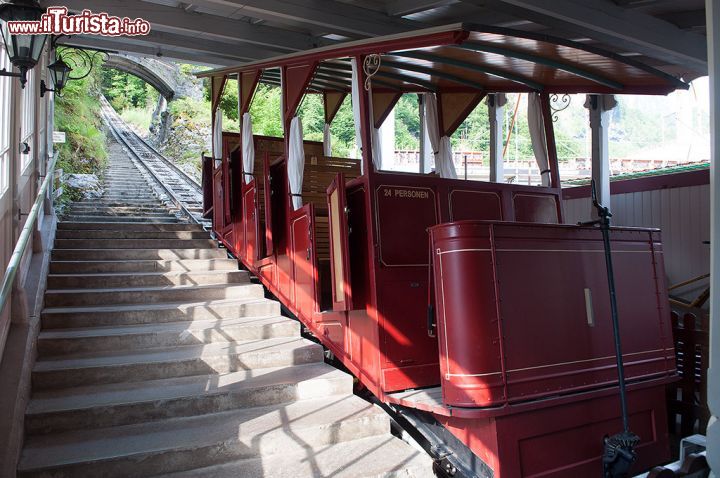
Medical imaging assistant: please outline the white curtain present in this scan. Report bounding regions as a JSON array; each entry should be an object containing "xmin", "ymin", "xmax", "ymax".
[
  {"xmin": 288, "ymin": 116, "xmax": 305, "ymax": 210},
  {"xmin": 424, "ymin": 92, "xmax": 457, "ymax": 179},
  {"xmin": 213, "ymin": 108, "xmax": 223, "ymax": 167},
  {"xmin": 527, "ymin": 93, "xmax": 550, "ymax": 187},
  {"xmin": 350, "ymin": 58, "xmax": 363, "ymax": 163},
  {"xmin": 372, "ymin": 128, "xmax": 382, "ymax": 171},
  {"xmin": 323, "ymin": 122, "xmax": 332, "ymax": 157},
  {"xmin": 242, "ymin": 112, "xmax": 255, "ymax": 182}
]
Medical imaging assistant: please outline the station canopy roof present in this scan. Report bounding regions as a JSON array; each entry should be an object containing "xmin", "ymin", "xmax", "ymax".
[
  {"xmin": 44, "ymin": 0, "xmax": 707, "ymax": 81},
  {"xmin": 197, "ymin": 23, "xmax": 689, "ymax": 95}
]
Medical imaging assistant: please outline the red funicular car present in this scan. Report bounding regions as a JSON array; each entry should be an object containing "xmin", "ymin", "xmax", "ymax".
[{"xmin": 199, "ymin": 24, "xmax": 685, "ymax": 477}]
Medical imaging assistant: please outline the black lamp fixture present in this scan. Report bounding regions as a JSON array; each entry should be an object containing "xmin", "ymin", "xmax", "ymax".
[
  {"xmin": 0, "ymin": 0, "xmax": 47, "ymax": 88},
  {"xmin": 40, "ymin": 55, "xmax": 70, "ymax": 96}
]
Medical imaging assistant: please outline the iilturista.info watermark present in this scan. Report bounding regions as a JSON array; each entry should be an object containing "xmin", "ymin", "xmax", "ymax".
[{"xmin": 5, "ymin": 7, "xmax": 151, "ymax": 36}]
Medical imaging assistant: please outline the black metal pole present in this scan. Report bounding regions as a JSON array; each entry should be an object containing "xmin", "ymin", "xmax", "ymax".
[
  {"xmin": 580, "ymin": 180, "xmax": 639, "ymax": 477},
  {"xmin": 598, "ymin": 215, "xmax": 630, "ymax": 433}
]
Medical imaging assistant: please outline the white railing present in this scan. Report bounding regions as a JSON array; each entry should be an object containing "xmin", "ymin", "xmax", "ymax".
[{"xmin": 0, "ymin": 153, "xmax": 58, "ymax": 315}]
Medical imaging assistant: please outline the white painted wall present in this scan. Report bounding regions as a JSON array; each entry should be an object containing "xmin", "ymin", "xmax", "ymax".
[{"xmin": 564, "ymin": 184, "xmax": 711, "ymax": 301}]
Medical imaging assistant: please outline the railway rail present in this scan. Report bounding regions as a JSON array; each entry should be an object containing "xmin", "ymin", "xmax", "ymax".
[{"xmin": 99, "ymin": 95, "xmax": 208, "ymax": 226}]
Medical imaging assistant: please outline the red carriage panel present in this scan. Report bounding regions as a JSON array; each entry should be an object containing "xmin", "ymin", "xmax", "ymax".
[
  {"xmin": 430, "ymin": 221, "xmax": 676, "ymax": 408},
  {"xmin": 290, "ymin": 208, "xmax": 316, "ymax": 319},
  {"xmin": 374, "ymin": 184, "xmax": 438, "ymax": 267},
  {"xmin": 201, "ymin": 155, "xmax": 214, "ymax": 219},
  {"xmin": 327, "ymin": 174, "xmax": 353, "ymax": 311},
  {"xmin": 449, "ymin": 189, "xmax": 503, "ymax": 222},
  {"xmin": 212, "ymin": 168, "xmax": 225, "ymax": 238},
  {"xmin": 439, "ymin": 384, "xmax": 671, "ymax": 478},
  {"xmin": 512, "ymin": 192, "xmax": 560, "ymax": 223},
  {"xmin": 242, "ymin": 184, "xmax": 258, "ymax": 264}
]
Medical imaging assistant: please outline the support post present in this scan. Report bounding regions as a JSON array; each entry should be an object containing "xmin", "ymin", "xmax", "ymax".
[
  {"xmin": 588, "ymin": 94, "xmax": 611, "ymax": 211},
  {"xmin": 354, "ymin": 55, "xmax": 375, "ymax": 176},
  {"xmin": 418, "ymin": 94, "xmax": 426, "ymax": 174},
  {"xmin": 706, "ymin": 0, "xmax": 720, "ymax": 473},
  {"xmin": 489, "ymin": 94, "xmax": 505, "ymax": 183},
  {"xmin": 539, "ymin": 93, "xmax": 560, "ymax": 189},
  {"xmin": 9, "ymin": 69, "xmax": 21, "ymax": 247}
]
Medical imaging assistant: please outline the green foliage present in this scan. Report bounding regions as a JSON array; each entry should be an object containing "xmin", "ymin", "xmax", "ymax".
[
  {"xmin": 120, "ymin": 107, "xmax": 153, "ymax": 132},
  {"xmin": 248, "ymin": 84, "xmax": 284, "ymax": 137},
  {"xmin": 219, "ymin": 79, "xmax": 239, "ymax": 124},
  {"xmin": 329, "ymin": 98, "xmax": 355, "ymax": 157},
  {"xmin": 394, "ymin": 94, "xmax": 420, "ymax": 150},
  {"xmin": 101, "ymin": 69, "xmax": 157, "ymax": 111},
  {"xmin": 55, "ymin": 54, "xmax": 108, "ymax": 176}
]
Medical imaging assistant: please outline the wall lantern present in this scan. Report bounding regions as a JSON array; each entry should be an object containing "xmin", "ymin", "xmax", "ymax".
[
  {"xmin": 0, "ymin": 0, "xmax": 47, "ymax": 87},
  {"xmin": 40, "ymin": 56, "xmax": 71, "ymax": 97}
]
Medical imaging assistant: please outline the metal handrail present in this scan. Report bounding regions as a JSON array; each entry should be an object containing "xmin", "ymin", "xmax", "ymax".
[{"xmin": 0, "ymin": 153, "xmax": 58, "ymax": 314}]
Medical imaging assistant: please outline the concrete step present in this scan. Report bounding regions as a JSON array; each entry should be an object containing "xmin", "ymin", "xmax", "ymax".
[
  {"xmin": 37, "ymin": 315, "xmax": 297, "ymax": 356},
  {"xmin": 159, "ymin": 435, "xmax": 432, "ymax": 478},
  {"xmin": 46, "ymin": 269, "xmax": 248, "ymax": 289},
  {"xmin": 53, "ymin": 238, "xmax": 217, "ymax": 249},
  {"xmin": 18, "ymin": 396, "xmax": 389, "ymax": 478},
  {"xmin": 49, "ymin": 258, "xmax": 236, "ymax": 274},
  {"xmin": 78, "ymin": 200, "xmax": 165, "ymax": 207},
  {"xmin": 57, "ymin": 222, "xmax": 204, "ymax": 231},
  {"xmin": 68, "ymin": 205, "xmax": 172, "ymax": 213},
  {"xmin": 62, "ymin": 216, "xmax": 181, "ymax": 223},
  {"xmin": 26, "ymin": 362, "xmax": 350, "ymax": 434},
  {"xmin": 102, "ymin": 178, "xmax": 146, "ymax": 181},
  {"xmin": 66, "ymin": 210, "xmax": 176, "ymax": 218},
  {"xmin": 99, "ymin": 197, "xmax": 162, "ymax": 202},
  {"xmin": 51, "ymin": 248, "xmax": 225, "ymax": 261},
  {"xmin": 101, "ymin": 181, "xmax": 152, "ymax": 186},
  {"xmin": 55, "ymin": 229, "xmax": 210, "ymax": 240},
  {"xmin": 32, "ymin": 337, "xmax": 324, "ymax": 389},
  {"xmin": 42, "ymin": 298, "xmax": 280, "ymax": 329},
  {"xmin": 101, "ymin": 190, "xmax": 156, "ymax": 195},
  {"xmin": 44, "ymin": 283, "xmax": 263, "ymax": 307}
]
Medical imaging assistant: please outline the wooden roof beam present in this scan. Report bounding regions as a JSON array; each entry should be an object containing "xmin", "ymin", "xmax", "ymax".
[
  {"xmin": 381, "ymin": 59, "xmax": 487, "ymax": 92},
  {"xmin": 43, "ymin": 0, "xmax": 329, "ymax": 52},
  {"xmin": 456, "ymin": 42, "xmax": 624, "ymax": 90},
  {"xmin": 186, "ymin": 0, "xmax": 419, "ymax": 37},
  {"xmin": 470, "ymin": 0, "xmax": 708, "ymax": 74},
  {"xmin": 58, "ymin": 35, "xmax": 238, "ymax": 66},
  {"xmin": 77, "ymin": 29, "xmax": 279, "ymax": 63},
  {"xmin": 262, "ymin": 70, "xmax": 343, "ymax": 92},
  {"xmin": 315, "ymin": 68, "xmax": 401, "ymax": 90},
  {"xmin": 386, "ymin": 0, "xmax": 458, "ymax": 17},
  {"xmin": 321, "ymin": 61, "xmax": 429, "ymax": 90},
  {"xmin": 392, "ymin": 50, "xmax": 544, "ymax": 90}
]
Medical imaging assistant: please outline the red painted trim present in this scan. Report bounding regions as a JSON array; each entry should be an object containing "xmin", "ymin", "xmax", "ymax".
[{"xmin": 562, "ymin": 168, "xmax": 710, "ymax": 199}]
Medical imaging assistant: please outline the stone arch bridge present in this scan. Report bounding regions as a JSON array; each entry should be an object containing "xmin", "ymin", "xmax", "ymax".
[{"xmin": 102, "ymin": 54, "xmax": 203, "ymax": 101}]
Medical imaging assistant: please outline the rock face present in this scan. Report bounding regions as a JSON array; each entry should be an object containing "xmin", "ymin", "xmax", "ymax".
[{"xmin": 64, "ymin": 173, "xmax": 104, "ymax": 200}]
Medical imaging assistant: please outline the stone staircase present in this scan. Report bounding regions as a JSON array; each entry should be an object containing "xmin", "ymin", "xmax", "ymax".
[{"xmin": 18, "ymin": 145, "xmax": 430, "ymax": 477}]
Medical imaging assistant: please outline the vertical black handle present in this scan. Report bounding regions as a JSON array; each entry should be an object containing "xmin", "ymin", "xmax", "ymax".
[{"xmin": 427, "ymin": 304, "xmax": 436, "ymax": 338}]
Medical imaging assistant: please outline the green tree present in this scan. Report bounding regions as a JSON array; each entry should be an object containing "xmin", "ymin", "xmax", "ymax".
[{"xmin": 101, "ymin": 69, "xmax": 152, "ymax": 110}]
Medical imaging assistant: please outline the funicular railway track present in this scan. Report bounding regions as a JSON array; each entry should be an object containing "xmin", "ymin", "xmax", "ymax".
[{"xmin": 99, "ymin": 95, "xmax": 209, "ymax": 226}]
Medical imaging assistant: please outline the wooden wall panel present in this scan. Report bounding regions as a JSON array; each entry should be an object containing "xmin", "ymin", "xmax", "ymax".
[{"xmin": 563, "ymin": 184, "xmax": 710, "ymax": 303}]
